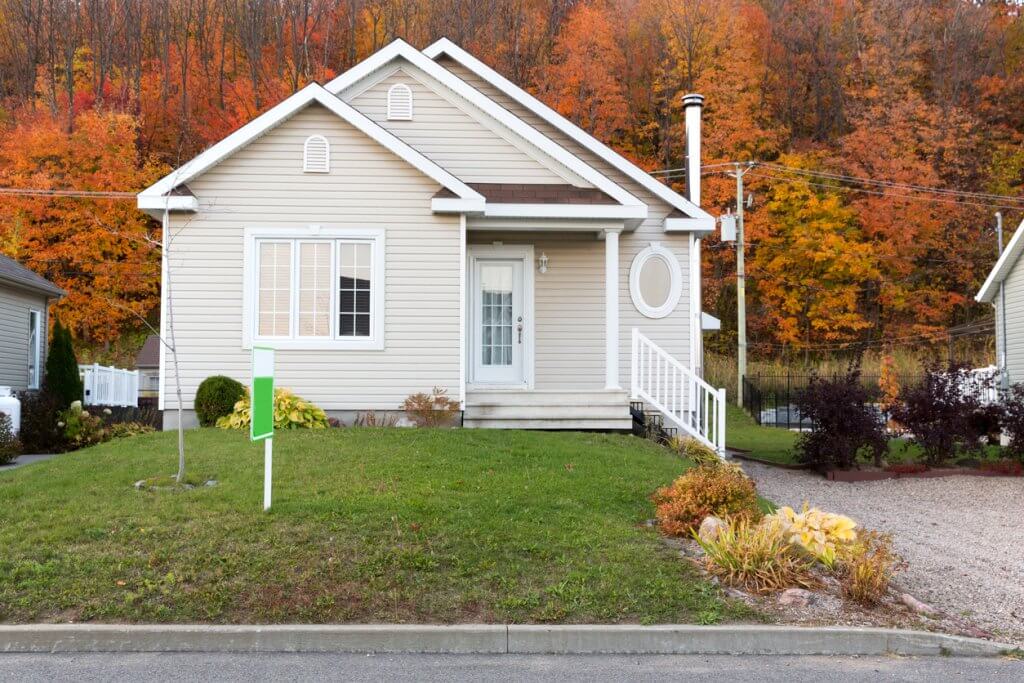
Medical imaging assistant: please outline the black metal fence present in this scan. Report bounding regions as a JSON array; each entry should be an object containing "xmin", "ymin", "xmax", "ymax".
[{"xmin": 741, "ymin": 373, "xmax": 920, "ymax": 430}]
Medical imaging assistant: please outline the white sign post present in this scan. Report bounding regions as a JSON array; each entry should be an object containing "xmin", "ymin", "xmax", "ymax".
[{"xmin": 251, "ymin": 346, "xmax": 275, "ymax": 511}]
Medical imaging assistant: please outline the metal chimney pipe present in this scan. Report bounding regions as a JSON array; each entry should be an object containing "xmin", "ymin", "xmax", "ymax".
[{"xmin": 682, "ymin": 93, "xmax": 704, "ymax": 206}]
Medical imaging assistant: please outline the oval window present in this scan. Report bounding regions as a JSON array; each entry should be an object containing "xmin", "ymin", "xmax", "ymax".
[{"xmin": 629, "ymin": 244, "xmax": 682, "ymax": 318}]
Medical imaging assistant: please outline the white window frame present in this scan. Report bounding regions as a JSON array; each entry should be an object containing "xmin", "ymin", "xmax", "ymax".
[
  {"xmin": 386, "ymin": 83, "xmax": 414, "ymax": 120},
  {"xmin": 27, "ymin": 308, "xmax": 42, "ymax": 389},
  {"xmin": 302, "ymin": 134, "xmax": 330, "ymax": 173},
  {"xmin": 243, "ymin": 226, "xmax": 385, "ymax": 350},
  {"xmin": 629, "ymin": 243, "xmax": 683, "ymax": 319}
]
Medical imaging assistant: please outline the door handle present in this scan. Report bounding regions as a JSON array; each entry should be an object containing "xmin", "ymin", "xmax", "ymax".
[{"xmin": 517, "ymin": 316, "xmax": 524, "ymax": 344}]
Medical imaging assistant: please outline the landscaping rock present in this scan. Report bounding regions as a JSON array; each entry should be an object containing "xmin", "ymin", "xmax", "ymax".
[
  {"xmin": 204, "ymin": 479, "xmax": 218, "ymax": 487},
  {"xmin": 778, "ymin": 588, "xmax": 815, "ymax": 608},
  {"xmin": 133, "ymin": 480, "xmax": 146, "ymax": 490},
  {"xmin": 900, "ymin": 593, "xmax": 940, "ymax": 617},
  {"xmin": 698, "ymin": 515, "xmax": 725, "ymax": 542}
]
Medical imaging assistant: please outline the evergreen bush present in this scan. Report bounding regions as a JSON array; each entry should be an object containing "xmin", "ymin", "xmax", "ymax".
[
  {"xmin": 194, "ymin": 375, "xmax": 246, "ymax": 427},
  {"xmin": 43, "ymin": 319, "xmax": 83, "ymax": 408}
]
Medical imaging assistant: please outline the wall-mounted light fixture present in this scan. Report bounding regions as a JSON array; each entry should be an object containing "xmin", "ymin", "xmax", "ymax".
[{"xmin": 537, "ymin": 251, "xmax": 549, "ymax": 274}]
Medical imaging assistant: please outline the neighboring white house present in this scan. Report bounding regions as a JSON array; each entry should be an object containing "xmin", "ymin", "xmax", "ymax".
[
  {"xmin": 976, "ymin": 217, "xmax": 1024, "ymax": 387},
  {"xmin": 137, "ymin": 39, "xmax": 726, "ymax": 451}
]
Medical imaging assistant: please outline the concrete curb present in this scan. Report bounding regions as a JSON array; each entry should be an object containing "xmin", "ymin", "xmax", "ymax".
[{"xmin": 0, "ymin": 624, "xmax": 1015, "ymax": 656}]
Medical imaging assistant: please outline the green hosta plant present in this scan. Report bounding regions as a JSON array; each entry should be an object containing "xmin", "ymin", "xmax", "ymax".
[{"xmin": 216, "ymin": 387, "xmax": 328, "ymax": 430}]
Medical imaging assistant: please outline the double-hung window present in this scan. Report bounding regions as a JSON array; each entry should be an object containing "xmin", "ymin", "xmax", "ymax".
[{"xmin": 248, "ymin": 229, "xmax": 384, "ymax": 350}]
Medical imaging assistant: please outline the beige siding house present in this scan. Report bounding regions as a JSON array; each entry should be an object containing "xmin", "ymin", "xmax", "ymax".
[
  {"xmin": 138, "ymin": 39, "xmax": 727, "ymax": 451},
  {"xmin": 0, "ymin": 254, "xmax": 63, "ymax": 393},
  {"xmin": 977, "ymin": 217, "xmax": 1024, "ymax": 387}
]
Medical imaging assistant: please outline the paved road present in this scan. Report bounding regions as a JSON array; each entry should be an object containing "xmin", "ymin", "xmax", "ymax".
[
  {"xmin": 0, "ymin": 453, "xmax": 58, "ymax": 472},
  {"xmin": 2, "ymin": 653, "xmax": 1021, "ymax": 682}
]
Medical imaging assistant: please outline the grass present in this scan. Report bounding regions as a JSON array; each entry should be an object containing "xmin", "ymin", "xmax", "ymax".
[
  {"xmin": 725, "ymin": 404, "xmax": 798, "ymax": 465},
  {"xmin": 0, "ymin": 428, "xmax": 755, "ymax": 625}
]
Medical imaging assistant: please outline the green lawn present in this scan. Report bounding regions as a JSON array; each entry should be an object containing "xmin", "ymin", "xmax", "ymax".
[
  {"xmin": 0, "ymin": 428, "xmax": 753, "ymax": 625},
  {"xmin": 725, "ymin": 404, "xmax": 798, "ymax": 465}
]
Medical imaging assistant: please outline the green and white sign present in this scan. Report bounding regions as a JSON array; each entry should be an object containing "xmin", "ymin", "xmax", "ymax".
[
  {"xmin": 251, "ymin": 346, "xmax": 275, "ymax": 511},
  {"xmin": 251, "ymin": 346, "xmax": 274, "ymax": 442}
]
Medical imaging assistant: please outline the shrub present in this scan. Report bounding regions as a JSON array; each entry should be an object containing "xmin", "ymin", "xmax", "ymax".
[
  {"xmin": 767, "ymin": 504, "xmax": 858, "ymax": 569},
  {"xmin": 43, "ymin": 319, "xmax": 84, "ymax": 408},
  {"xmin": 892, "ymin": 363, "xmax": 999, "ymax": 465},
  {"xmin": 999, "ymin": 383, "xmax": 1024, "ymax": 461},
  {"xmin": 400, "ymin": 386, "xmax": 460, "ymax": 427},
  {"xmin": 355, "ymin": 411, "xmax": 398, "ymax": 427},
  {"xmin": 668, "ymin": 436, "xmax": 721, "ymax": 466},
  {"xmin": 695, "ymin": 517, "xmax": 817, "ymax": 594},
  {"xmin": 17, "ymin": 390, "xmax": 66, "ymax": 453},
  {"xmin": 0, "ymin": 411, "xmax": 20, "ymax": 465},
  {"xmin": 194, "ymin": 375, "xmax": 246, "ymax": 427},
  {"xmin": 653, "ymin": 465, "xmax": 762, "ymax": 537},
  {"xmin": 792, "ymin": 368, "xmax": 887, "ymax": 471},
  {"xmin": 58, "ymin": 401, "xmax": 108, "ymax": 448},
  {"xmin": 838, "ymin": 530, "xmax": 898, "ymax": 606},
  {"xmin": 216, "ymin": 387, "xmax": 328, "ymax": 430},
  {"xmin": 108, "ymin": 421, "xmax": 155, "ymax": 439}
]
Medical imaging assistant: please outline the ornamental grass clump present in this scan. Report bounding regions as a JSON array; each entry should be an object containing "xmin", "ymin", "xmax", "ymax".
[
  {"xmin": 766, "ymin": 504, "xmax": 858, "ymax": 569},
  {"xmin": 216, "ymin": 387, "xmax": 328, "ymax": 430},
  {"xmin": 653, "ymin": 464, "xmax": 761, "ymax": 537},
  {"xmin": 837, "ymin": 530, "xmax": 898, "ymax": 606},
  {"xmin": 694, "ymin": 517, "xmax": 817, "ymax": 594}
]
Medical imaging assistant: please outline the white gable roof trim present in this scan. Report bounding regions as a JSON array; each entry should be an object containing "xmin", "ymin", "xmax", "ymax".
[
  {"xmin": 977, "ymin": 217, "xmax": 1024, "ymax": 303},
  {"xmin": 137, "ymin": 82, "xmax": 485, "ymax": 214},
  {"xmin": 325, "ymin": 39, "xmax": 646, "ymax": 215},
  {"xmin": 423, "ymin": 38, "xmax": 715, "ymax": 232}
]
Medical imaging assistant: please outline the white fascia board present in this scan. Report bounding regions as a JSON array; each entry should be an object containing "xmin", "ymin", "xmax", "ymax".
[
  {"xmin": 977, "ymin": 217, "xmax": 1024, "ymax": 302},
  {"xmin": 665, "ymin": 216, "xmax": 716, "ymax": 234},
  {"xmin": 138, "ymin": 81, "xmax": 483, "ymax": 209},
  {"xmin": 137, "ymin": 195, "xmax": 199, "ymax": 216},
  {"xmin": 424, "ymin": 38, "xmax": 715, "ymax": 222},
  {"xmin": 326, "ymin": 39, "xmax": 644, "ymax": 210},
  {"xmin": 484, "ymin": 203, "xmax": 646, "ymax": 221},
  {"xmin": 701, "ymin": 311, "xmax": 722, "ymax": 331},
  {"xmin": 431, "ymin": 197, "xmax": 485, "ymax": 213}
]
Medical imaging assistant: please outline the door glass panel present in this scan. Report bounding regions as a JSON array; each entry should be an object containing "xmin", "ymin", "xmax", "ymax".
[{"xmin": 480, "ymin": 263, "xmax": 513, "ymax": 367}]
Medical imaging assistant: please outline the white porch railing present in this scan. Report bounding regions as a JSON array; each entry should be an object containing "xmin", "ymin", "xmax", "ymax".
[
  {"xmin": 79, "ymin": 363, "xmax": 139, "ymax": 407},
  {"xmin": 631, "ymin": 328, "xmax": 726, "ymax": 455}
]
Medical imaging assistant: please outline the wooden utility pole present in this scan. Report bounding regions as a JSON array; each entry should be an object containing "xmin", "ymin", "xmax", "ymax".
[{"xmin": 728, "ymin": 162, "xmax": 755, "ymax": 406}]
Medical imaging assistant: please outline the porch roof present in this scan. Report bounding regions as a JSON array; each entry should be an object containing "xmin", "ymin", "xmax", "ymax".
[{"xmin": 434, "ymin": 183, "xmax": 617, "ymax": 205}]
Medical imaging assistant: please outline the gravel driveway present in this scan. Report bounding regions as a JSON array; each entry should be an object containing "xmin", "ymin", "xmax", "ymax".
[{"xmin": 742, "ymin": 461, "xmax": 1024, "ymax": 642}]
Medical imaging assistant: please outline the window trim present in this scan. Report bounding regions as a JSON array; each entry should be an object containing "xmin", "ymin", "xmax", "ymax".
[
  {"xmin": 27, "ymin": 308, "xmax": 42, "ymax": 389},
  {"xmin": 243, "ymin": 226, "xmax": 385, "ymax": 350},
  {"xmin": 629, "ymin": 243, "xmax": 682, "ymax": 319}
]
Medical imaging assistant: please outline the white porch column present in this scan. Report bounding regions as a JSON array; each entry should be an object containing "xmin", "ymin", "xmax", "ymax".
[{"xmin": 604, "ymin": 228, "xmax": 621, "ymax": 390}]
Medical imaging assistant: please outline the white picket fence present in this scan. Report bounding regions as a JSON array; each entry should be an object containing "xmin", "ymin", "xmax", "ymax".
[{"xmin": 79, "ymin": 364, "xmax": 139, "ymax": 407}]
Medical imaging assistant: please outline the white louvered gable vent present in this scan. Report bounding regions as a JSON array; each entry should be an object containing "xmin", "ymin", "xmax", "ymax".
[
  {"xmin": 387, "ymin": 83, "xmax": 414, "ymax": 120},
  {"xmin": 303, "ymin": 135, "xmax": 330, "ymax": 173}
]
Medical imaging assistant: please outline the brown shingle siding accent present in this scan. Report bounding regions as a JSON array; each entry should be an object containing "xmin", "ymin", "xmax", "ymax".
[{"xmin": 434, "ymin": 183, "xmax": 618, "ymax": 205}]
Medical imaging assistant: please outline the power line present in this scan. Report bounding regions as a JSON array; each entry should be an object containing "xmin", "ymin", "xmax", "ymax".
[{"xmin": 0, "ymin": 187, "xmax": 136, "ymax": 198}]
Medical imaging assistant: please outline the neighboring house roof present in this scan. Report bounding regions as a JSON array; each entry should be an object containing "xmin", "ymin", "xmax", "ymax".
[
  {"xmin": 422, "ymin": 38, "xmax": 715, "ymax": 229},
  {"xmin": 136, "ymin": 334, "xmax": 161, "ymax": 369},
  {"xmin": 138, "ymin": 82, "xmax": 486, "ymax": 215},
  {"xmin": 977, "ymin": 218, "xmax": 1024, "ymax": 303},
  {"xmin": 0, "ymin": 254, "xmax": 64, "ymax": 297},
  {"xmin": 434, "ymin": 183, "xmax": 616, "ymax": 204}
]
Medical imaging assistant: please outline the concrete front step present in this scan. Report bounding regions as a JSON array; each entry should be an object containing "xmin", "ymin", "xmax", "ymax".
[
  {"xmin": 465, "ymin": 404, "xmax": 631, "ymax": 420},
  {"xmin": 462, "ymin": 417, "xmax": 634, "ymax": 430},
  {"xmin": 465, "ymin": 389, "xmax": 629, "ymax": 407}
]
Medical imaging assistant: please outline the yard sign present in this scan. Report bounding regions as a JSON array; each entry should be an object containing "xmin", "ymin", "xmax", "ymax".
[{"xmin": 251, "ymin": 346, "xmax": 274, "ymax": 510}]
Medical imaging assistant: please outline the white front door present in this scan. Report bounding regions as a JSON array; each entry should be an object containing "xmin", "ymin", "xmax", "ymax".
[{"xmin": 470, "ymin": 247, "xmax": 531, "ymax": 387}]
